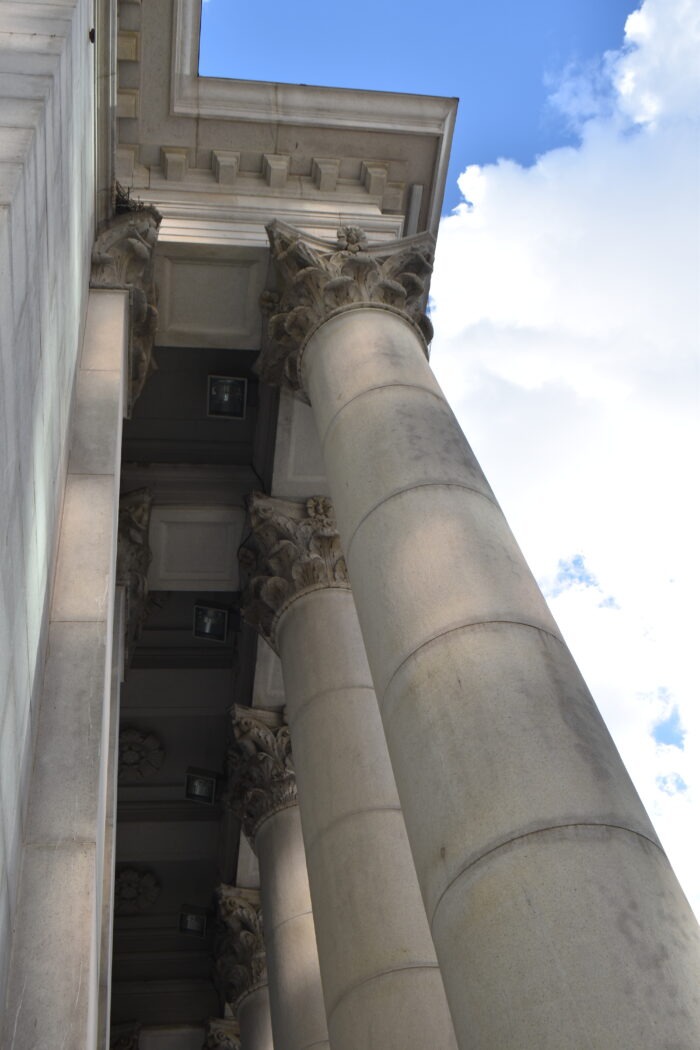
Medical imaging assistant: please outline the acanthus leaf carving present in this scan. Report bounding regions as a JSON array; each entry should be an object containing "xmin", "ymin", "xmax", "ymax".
[
  {"xmin": 91, "ymin": 204, "xmax": 162, "ymax": 412},
  {"xmin": 202, "ymin": 1018, "xmax": 241, "ymax": 1050},
  {"xmin": 240, "ymin": 493, "xmax": 349, "ymax": 651},
  {"xmin": 214, "ymin": 886, "xmax": 267, "ymax": 1013},
  {"xmin": 228, "ymin": 706, "xmax": 296, "ymax": 844},
  {"xmin": 258, "ymin": 220, "xmax": 434, "ymax": 396}
]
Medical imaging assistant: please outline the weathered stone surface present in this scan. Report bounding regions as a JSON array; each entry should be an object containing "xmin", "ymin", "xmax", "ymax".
[
  {"xmin": 259, "ymin": 220, "xmax": 434, "ymax": 395},
  {"xmin": 119, "ymin": 727, "xmax": 164, "ymax": 780},
  {"xmin": 241, "ymin": 493, "xmax": 348, "ymax": 651},
  {"xmin": 117, "ymin": 488, "xmax": 153, "ymax": 668},
  {"xmin": 202, "ymin": 1017, "xmax": 241, "ymax": 1050},
  {"xmin": 91, "ymin": 204, "xmax": 161, "ymax": 411},
  {"xmin": 228, "ymin": 706, "xmax": 296, "ymax": 843},
  {"xmin": 215, "ymin": 886, "xmax": 267, "ymax": 1012}
]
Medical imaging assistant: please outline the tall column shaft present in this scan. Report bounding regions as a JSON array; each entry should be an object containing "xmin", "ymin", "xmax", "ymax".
[
  {"xmin": 277, "ymin": 586, "xmax": 457, "ymax": 1050},
  {"xmin": 298, "ymin": 302, "xmax": 700, "ymax": 1047},
  {"xmin": 229, "ymin": 708, "xmax": 329, "ymax": 1050},
  {"xmin": 242, "ymin": 495, "xmax": 457, "ymax": 1050},
  {"xmin": 237, "ymin": 987, "xmax": 273, "ymax": 1050},
  {"xmin": 256, "ymin": 806, "xmax": 329, "ymax": 1050}
]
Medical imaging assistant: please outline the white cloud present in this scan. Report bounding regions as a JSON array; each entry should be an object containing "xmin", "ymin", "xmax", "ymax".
[{"xmin": 430, "ymin": 0, "xmax": 700, "ymax": 915}]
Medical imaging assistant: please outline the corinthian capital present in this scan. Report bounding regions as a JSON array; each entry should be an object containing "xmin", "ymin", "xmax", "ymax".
[
  {"xmin": 91, "ymin": 204, "xmax": 161, "ymax": 411},
  {"xmin": 202, "ymin": 1017, "xmax": 241, "ymax": 1050},
  {"xmin": 215, "ymin": 886, "xmax": 267, "ymax": 1013},
  {"xmin": 229, "ymin": 706, "xmax": 296, "ymax": 844},
  {"xmin": 240, "ymin": 493, "xmax": 349, "ymax": 650},
  {"xmin": 259, "ymin": 220, "xmax": 435, "ymax": 394}
]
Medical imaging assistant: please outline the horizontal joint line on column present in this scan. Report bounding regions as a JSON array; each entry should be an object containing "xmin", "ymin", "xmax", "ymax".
[
  {"xmin": 320, "ymin": 382, "xmax": 446, "ymax": 445},
  {"xmin": 306, "ymin": 805, "xmax": 403, "ymax": 854},
  {"xmin": 327, "ymin": 960, "xmax": 442, "ymax": 1021},
  {"xmin": 346, "ymin": 481, "xmax": 498, "ymax": 559},
  {"xmin": 288, "ymin": 683, "xmax": 375, "ymax": 728},
  {"xmin": 299, "ymin": 1041, "xmax": 331, "ymax": 1050},
  {"xmin": 429, "ymin": 822, "xmax": 665, "ymax": 927},
  {"xmin": 268, "ymin": 908, "xmax": 313, "ymax": 935},
  {"xmin": 383, "ymin": 619, "xmax": 565, "ymax": 700}
]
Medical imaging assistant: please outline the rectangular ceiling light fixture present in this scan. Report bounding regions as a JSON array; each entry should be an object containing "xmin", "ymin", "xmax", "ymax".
[
  {"xmin": 207, "ymin": 375, "xmax": 247, "ymax": 419},
  {"xmin": 193, "ymin": 603, "xmax": 229, "ymax": 642}
]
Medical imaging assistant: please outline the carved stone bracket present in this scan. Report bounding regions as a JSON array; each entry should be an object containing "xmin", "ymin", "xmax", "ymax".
[
  {"xmin": 240, "ymin": 493, "xmax": 349, "ymax": 651},
  {"xmin": 202, "ymin": 1017, "xmax": 241, "ymax": 1050},
  {"xmin": 215, "ymin": 886, "xmax": 267, "ymax": 1013},
  {"xmin": 117, "ymin": 488, "xmax": 153, "ymax": 668},
  {"xmin": 228, "ymin": 705, "xmax": 296, "ymax": 844},
  {"xmin": 258, "ymin": 219, "xmax": 435, "ymax": 395},
  {"xmin": 91, "ymin": 204, "xmax": 161, "ymax": 411}
]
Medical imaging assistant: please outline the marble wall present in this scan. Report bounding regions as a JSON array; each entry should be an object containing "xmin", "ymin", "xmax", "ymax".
[{"xmin": 0, "ymin": 0, "xmax": 96, "ymax": 1009}]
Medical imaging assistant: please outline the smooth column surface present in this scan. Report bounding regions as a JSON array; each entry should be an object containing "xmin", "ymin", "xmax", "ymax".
[
  {"xmin": 301, "ymin": 305, "xmax": 700, "ymax": 1049},
  {"xmin": 277, "ymin": 586, "xmax": 457, "ymax": 1050},
  {"xmin": 237, "ymin": 986, "xmax": 274, "ymax": 1050},
  {"xmin": 256, "ymin": 805, "xmax": 330, "ymax": 1050}
]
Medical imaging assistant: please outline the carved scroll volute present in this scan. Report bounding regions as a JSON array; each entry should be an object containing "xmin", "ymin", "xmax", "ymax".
[
  {"xmin": 202, "ymin": 1017, "xmax": 241, "ymax": 1050},
  {"xmin": 228, "ymin": 706, "xmax": 296, "ymax": 845},
  {"xmin": 240, "ymin": 493, "xmax": 350, "ymax": 652},
  {"xmin": 117, "ymin": 488, "xmax": 153, "ymax": 668},
  {"xmin": 215, "ymin": 886, "xmax": 267, "ymax": 1014},
  {"xmin": 258, "ymin": 220, "xmax": 435, "ymax": 395},
  {"xmin": 91, "ymin": 204, "xmax": 161, "ymax": 412}
]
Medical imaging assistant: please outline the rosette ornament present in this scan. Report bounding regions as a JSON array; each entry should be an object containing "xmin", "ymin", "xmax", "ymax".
[{"xmin": 259, "ymin": 220, "xmax": 435, "ymax": 395}]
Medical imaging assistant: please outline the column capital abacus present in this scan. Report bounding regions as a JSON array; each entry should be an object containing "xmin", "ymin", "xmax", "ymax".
[
  {"xmin": 228, "ymin": 705, "xmax": 297, "ymax": 844},
  {"xmin": 215, "ymin": 886, "xmax": 268, "ymax": 1014},
  {"xmin": 259, "ymin": 220, "xmax": 435, "ymax": 396},
  {"xmin": 240, "ymin": 493, "xmax": 349, "ymax": 651}
]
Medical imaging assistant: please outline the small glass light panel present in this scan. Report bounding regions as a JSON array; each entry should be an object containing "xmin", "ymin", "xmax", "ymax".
[
  {"xmin": 193, "ymin": 604, "xmax": 228, "ymax": 643},
  {"xmin": 207, "ymin": 375, "xmax": 247, "ymax": 419}
]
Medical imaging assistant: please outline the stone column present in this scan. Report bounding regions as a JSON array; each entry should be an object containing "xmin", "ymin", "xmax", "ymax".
[
  {"xmin": 229, "ymin": 707, "xmax": 330, "ymax": 1050},
  {"xmin": 215, "ymin": 887, "xmax": 273, "ymax": 1050},
  {"xmin": 243, "ymin": 496, "xmax": 457, "ymax": 1050},
  {"xmin": 258, "ymin": 221, "xmax": 700, "ymax": 1049}
]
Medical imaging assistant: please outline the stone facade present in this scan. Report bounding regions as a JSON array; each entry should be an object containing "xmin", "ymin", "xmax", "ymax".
[{"xmin": 1, "ymin": 2, "xmax": 699, "ymax": 1050}]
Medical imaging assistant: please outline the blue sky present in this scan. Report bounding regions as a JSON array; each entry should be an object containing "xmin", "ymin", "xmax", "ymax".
[{"xmin": 199, "ymin": 0, "xmax": 633, "ymax": 211}]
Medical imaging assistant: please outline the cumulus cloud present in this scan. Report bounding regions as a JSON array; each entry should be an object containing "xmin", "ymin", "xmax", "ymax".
[{"xmin": 430, "ymin": 0, "xmax": 700, "ymax": 914}]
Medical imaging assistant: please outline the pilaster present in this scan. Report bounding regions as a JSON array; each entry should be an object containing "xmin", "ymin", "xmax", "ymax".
[{"xmin": 91, "ymin": 203, "xmax": 161, "ymax": 412}]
